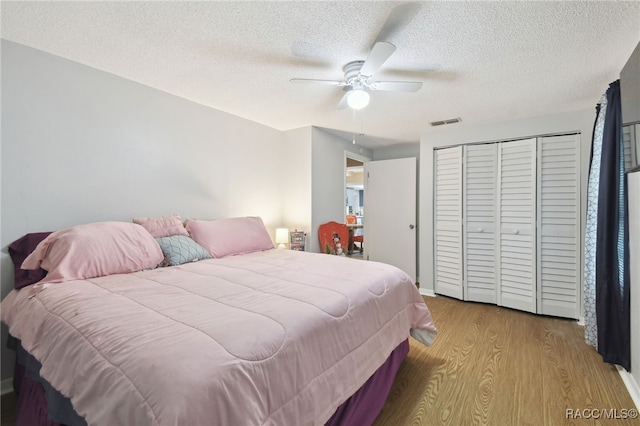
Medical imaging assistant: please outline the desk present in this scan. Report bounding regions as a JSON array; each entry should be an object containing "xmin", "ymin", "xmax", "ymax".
[{"xmin": 346, "ymin": 224, "xmax": 363, "ymax": 255}]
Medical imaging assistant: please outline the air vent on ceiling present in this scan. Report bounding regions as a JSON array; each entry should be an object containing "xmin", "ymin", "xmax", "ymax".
[{"xmin": 430, "ymin": 117, "xmax": 462, "ymax": 127}]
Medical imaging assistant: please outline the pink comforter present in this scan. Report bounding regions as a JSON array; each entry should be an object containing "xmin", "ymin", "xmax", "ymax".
[{"xmin": 1, "ymin": 249, "xmax": 436, "ymax": 426}]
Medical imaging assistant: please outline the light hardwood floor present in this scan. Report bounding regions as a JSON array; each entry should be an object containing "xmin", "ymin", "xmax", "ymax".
[
  {"xmin": 1, "ymin": 295, "xmax": 637, "ymax": 426},
  {"xmin": 375, "ymin": 295, "xmax": 638, "ymax": 426}
]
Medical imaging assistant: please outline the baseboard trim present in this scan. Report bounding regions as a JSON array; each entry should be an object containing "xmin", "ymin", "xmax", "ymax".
[
  {"xmin": 419, "ymin": 288, "xmax": 436, "ymax": 297},
  {"xmin": 617, "ymin": 366, "xmax": 640, "ymax": 410},
  {"xmin": 1, "ymin": 378, "xmax": 13, "ymax": 395}
]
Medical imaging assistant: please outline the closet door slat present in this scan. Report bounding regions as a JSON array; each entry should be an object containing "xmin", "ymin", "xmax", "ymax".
[
  {"xmin": 464, "ymin": 143, "xmax": 497, "ymax": 304},
  {"xmin": 498, "ymin": 138, "xmax": 537, "ymax": 313},
  {"xmin": 537, "ymin": 134, "xmax": 580, "ymax": 319},
  {"xmin": 434, "ymin": 146, "xmax": 463, "ymax": 299}
]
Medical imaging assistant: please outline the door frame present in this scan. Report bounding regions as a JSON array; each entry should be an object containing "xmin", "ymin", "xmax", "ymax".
[{"xmin": 344, "ymin": 151, "xmax": 371, "ymax": 222}]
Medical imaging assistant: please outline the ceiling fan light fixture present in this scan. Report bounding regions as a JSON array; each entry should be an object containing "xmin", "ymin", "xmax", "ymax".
[{"xmin": 347, "ymin": 89, "xmax": 370, "ymax": 110}]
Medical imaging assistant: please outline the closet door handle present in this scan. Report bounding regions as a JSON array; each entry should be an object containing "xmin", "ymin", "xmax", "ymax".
[
  {"xmin": 477, "ymin": 228, "xmax": 484, "ymax": 233},
  {"xmin": 513, "ymin": 229, "xmax": 520, "ymax": 235}
]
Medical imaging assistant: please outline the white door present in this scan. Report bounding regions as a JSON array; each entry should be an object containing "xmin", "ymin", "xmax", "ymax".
[
  {"xmin": 498, "ymin": 138, "xmax": 537, "ymax": 313},
  {"xmin": 364, "ymin": 158, "xmax": 417, "ymax": 281},
  {"xmin": 464, "ymin": 143, "xmax": 498, "ymax": 304},
  {"xmin": 434, "ymin": 146, "xmax": 463, "ymax": 299},
  {"xmin": 537, "ymin": 134, "xmax": 580, "ymax": 319}
]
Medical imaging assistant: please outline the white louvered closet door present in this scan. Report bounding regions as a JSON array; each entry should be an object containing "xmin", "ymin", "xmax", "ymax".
[
  {"xmin": 536, "ymin": 134, "xmax": 580, "ymax": 319},
  {"xmin": 463, "ymin": 144, "xmax": 498, "ymax": 303},
  {"xmin": 434, "ymin": 146, "xmax": 463, "ymax": 299},
  {"xmin": 498, "ymin": 139, "xmax": 537, "ymax": 313}
]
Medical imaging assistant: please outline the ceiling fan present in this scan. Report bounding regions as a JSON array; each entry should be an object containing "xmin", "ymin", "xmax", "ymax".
[
  {"xmin": 290, "ymin": 41, "xmax": 422, "ymax": 110},
  {"xmin": 289, "ymin": 3, "xmax": 424, "ymax": 110}
]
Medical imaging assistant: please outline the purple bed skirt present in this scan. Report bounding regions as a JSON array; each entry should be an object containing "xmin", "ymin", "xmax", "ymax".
[
  {"xmin": 11, "ymin": 337, "xmax": 409, "ymax": 426},
  {"xmin": 13, "ymin": 362, "xmax": 59, "ymax": 426},
  {"xmin": 326, "ymin": 338, "xmax": 410, "ymax": 426}
]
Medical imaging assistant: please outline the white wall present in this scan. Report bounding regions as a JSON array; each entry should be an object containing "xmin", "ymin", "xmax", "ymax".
[
  {"xmin": 310, "ymin": 128, "xmax": 372, "ymax": 253},
  {"xmin": 629, "ymin": 171, "xmax": 640, "ymax": 404},
  {"xmin": 0, "ymin": 40, "xmax": 286, "ymax": 380},
  {"xmin": 282, "ymin": 127, "xmax": 313, "ymax": 246},
  {"xmin": 419, "ymin": 109, "xmax": 595, "ymax": 292}
]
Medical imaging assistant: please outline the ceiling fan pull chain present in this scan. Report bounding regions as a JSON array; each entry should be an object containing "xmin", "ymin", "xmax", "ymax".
[{"xmin": 352, "ymin": 108, "xmax": 356, "ymax": 144}]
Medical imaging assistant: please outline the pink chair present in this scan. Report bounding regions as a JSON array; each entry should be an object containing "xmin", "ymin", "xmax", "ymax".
[{"xmin": 318, "ymin": 222, "xmax": 349, "ymax": 255}]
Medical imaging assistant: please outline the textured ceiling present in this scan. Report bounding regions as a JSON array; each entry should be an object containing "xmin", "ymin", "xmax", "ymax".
[{"xmin": 2, "ymin": 1, "xmax": 639, "ymax": 149}]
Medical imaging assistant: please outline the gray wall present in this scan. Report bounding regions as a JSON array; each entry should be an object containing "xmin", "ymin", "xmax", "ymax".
[
  {"xmin": 620, "ymin": 41, "xmax": 640, "ymax": 128},
  {"xmin": 372, "ymin": 143, "xmax": 419, "ymax": 161},
  {"xmin": 1, "ymin": 40, "xmax": 286, "ymax": 380},
  {"xmin": 310, "ymin": 128, "xmax": 372, "ymax": 253}
]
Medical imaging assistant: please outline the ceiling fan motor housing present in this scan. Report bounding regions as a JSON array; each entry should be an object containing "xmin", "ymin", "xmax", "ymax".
[{"xmin": 343, "ymin": 61, "xmax": 368, "ymax": 85}]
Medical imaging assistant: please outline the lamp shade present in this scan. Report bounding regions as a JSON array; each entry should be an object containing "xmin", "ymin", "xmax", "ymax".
[
  {"xmin": 347, "ymin": 89, "xmax": 370, "ymax": 110},
  {"xmin": 275, "ymin": 228, "xmax": 289, "ymax": 249}
]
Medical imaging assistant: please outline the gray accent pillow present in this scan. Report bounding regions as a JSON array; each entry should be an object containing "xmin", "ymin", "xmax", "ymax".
[{"xmin": 156, "ymin": 235, "xmax": 211, "ymax": 266}]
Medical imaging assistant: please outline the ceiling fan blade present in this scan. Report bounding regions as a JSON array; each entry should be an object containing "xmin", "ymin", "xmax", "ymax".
[
  {"xmin": 336, "ymin": 91, "xmax": 350, "ymax": 110},
  {"xmin": 290, "ymin": 78, "xmax": 345, "ymax": 86},
  {"xmin": 371, "ymin": 81, "xmax": 422, "ymax": 92},
  {"xmin": 359, "ymin": 42, "xmax": 396, "ymax": 77},
  {"xmin": 374, "ymin": 2, "xmax": 424, "ymax": 44}
]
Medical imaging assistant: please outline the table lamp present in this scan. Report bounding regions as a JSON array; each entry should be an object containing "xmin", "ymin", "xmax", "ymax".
[{"xmin": 275, "ymin": 228, "xmax": 289, "ymax": 249}]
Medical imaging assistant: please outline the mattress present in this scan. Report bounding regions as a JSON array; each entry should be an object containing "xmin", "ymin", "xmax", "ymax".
[{"xmin": 2, "ymin": 249, "xmax": 436, "ymax": 425}]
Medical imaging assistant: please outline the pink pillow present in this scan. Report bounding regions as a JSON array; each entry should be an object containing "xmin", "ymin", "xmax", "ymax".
[
  {"xmin": 185, "ymin": 217, "xmax": 274, "ymax": 258},
  {"xmin": 133, "ymin": 214, "xmax": 189, "ymax": 238},
  {"xmin": 22, "ymin": 222, "xmax": 164, "ymax": 284}
]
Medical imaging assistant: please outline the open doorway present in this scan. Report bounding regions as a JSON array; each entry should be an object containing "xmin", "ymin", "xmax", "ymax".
[
  {"xmin": 346, "ymin": 157, "xmax": 364, "ymax": 216},
  {"xmin": 345, "ymin": 153, "xmax": 368, "ymax": 257}
]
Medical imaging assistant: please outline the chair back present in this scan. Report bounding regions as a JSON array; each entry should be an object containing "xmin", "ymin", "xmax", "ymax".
[{"xmin": 318, "ymin": 221, "xmax": 349, "ymax": 255}]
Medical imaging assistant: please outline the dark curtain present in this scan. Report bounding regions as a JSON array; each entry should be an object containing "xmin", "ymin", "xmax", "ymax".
[{"xmin": 595, "ymin": 80, "xmax": 631, "ymax": 370}]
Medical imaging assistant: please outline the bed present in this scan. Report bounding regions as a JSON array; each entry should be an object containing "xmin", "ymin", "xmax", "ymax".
[{"xmin": 1, "ymin": 217, "xmax": 436, "ymax": 426}]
